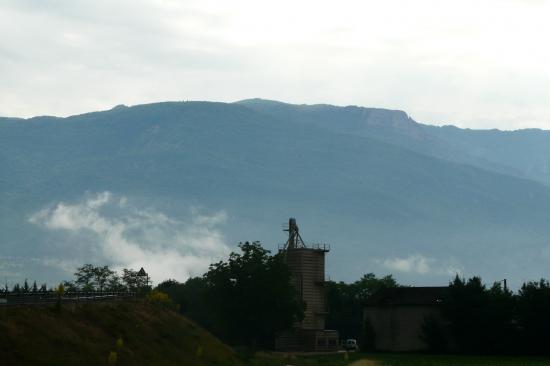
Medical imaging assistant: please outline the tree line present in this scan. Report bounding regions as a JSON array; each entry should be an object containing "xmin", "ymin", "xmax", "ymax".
[
  {"xmin": 7, "ymin": 242, "xmax": 549, "ymax": 355},
  {"xmin": 1, "ymin": 279, "xmax": 48, "ymax": 294},
  {"xmin": 156, "ymin": 241, "xmax": 303, "ymax": 349},
  {"xmin": 423, "ymin": 275, "xmax": 550, "ymax": 355},
  {"xmin": 2, "ymin": 265, "xmax": 150, "ymax": 294},
  {"xmin": 155, "ymin": 241, "xmax": 398, "ymax": 349},
  {"xmin": 154, "ymin": 240, "xmax": 550, "ymax": 355}
]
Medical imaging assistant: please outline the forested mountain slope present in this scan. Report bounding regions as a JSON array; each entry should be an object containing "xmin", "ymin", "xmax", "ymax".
[{"xmin": 2, "ymin": 100, "xmax": 550, "ymax": 287}]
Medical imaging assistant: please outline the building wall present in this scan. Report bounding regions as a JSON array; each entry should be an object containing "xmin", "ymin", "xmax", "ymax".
[
  {"xmin": 302, "ymin": 329, "xmax": 339, "ymax": 352},
  {"xmin": 275, "ymin": 329, "xmax": 339, "ymax": 352},
  {"xmin": 364, "ymin": 306, "xmax": 443, "ymax": 352},
  {"xmin": 285, "ymin": 248, "xmax": 326, "ymax": 330}
]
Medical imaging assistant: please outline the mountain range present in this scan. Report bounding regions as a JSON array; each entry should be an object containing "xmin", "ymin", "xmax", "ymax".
[{"xmin": 2, "ymin": 99, "xmax": 550, "ymax": 287}]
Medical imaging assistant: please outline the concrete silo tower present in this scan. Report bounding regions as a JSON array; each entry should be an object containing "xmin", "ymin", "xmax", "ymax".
[{"xmin": 275, "ymin": 218, "xmax": 339, "ymax": 351}]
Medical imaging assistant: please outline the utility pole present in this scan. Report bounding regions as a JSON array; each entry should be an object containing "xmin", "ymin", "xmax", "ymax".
[{"xmin": 497, "ymin": 279, "xmax": 508, "ymax": 292}]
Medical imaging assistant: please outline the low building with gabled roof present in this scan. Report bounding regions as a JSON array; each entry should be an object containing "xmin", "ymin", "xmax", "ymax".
[{"xmin": 363, "ymin": 286, "xmax": 451, "ymax": 352}]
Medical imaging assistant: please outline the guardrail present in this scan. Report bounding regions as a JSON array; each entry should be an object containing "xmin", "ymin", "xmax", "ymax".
[{"xmin": 0, "ymin": 291, "xmax": 136, "ymax": 306}]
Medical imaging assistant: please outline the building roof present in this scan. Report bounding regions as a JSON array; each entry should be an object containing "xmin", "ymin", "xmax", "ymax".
[{"xmin": 365, "ymin": 286, "xmax": 448, "ymax": 307}]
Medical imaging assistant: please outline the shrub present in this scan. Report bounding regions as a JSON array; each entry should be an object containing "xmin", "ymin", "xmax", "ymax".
[{"xmin": 146, "ymin": 290, "xmax": 177, "ymax": 310}]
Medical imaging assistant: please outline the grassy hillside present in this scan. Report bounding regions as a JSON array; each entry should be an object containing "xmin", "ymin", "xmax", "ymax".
[{"xmin": 0, "ymin": 300, "xmax": 244, "ymax": 366}]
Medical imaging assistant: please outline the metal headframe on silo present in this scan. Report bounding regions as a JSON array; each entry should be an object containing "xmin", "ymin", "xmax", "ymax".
[{"xmin": 283, "ymin": 217, "xmax": 307, "ymax": 250}]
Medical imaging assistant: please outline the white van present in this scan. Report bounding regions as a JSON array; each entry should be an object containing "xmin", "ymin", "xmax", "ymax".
[{"xmin": 344, "ymin": 339, "xmax": 358, "ymax": 351}]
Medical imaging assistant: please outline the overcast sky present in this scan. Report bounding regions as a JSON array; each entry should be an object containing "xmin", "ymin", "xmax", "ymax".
[{"xmin": 1, "ymin": 0, "xmax": 549, "ymax": 129}]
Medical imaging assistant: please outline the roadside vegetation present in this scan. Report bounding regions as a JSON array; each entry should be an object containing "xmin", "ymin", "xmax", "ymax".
[{"xmin": 2, "ymin": 264, "xmax": 151, "ymax": 294}]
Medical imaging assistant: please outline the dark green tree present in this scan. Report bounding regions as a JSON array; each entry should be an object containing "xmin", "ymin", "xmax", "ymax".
[
  {"xmin": 106, "ymin": 272, "xmax": 125, "ymax": 291},
  {"xmin": 93, "ymin": 265, "xmax": 115, "ymax": 292},
  {"xmin": 204, "ymin": 241, "xmax": 303, "ymax": 348},
  {"xmin": 74, "ymin": 264, "xmax": 122, "ymax": 292},
  {"xmin": 62, "ymin": 280, "xmax": 79, "ymax": 292},
  {"xmin": 122, "ymin": 268, "xmax": 138, "ymax": 290},
  {"xmin": 156, "ymin": 277, "xmax": 211, "ymax": 327},
  {"xmin": 326, "ymin": 273, "xmax": 398, "ymax": 342},
  {"xmin": 23, "ymin": 279, "xmax": 30, "ymax": 293},
  {"xmin": 74, "ymin": 264, "xmax": 96, "ymax": 291},
  {"xmin": 443, "ymin": 275, "xmax": 515, "ymax": 354},
  {"xmin": 517, "ymin": 279, "xmax": 550, "ymax": 354}
]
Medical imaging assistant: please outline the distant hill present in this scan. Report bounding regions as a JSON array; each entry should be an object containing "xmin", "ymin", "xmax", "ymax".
[
  {"xmin": 2, "ymin": 100, "xmax": 550, "ymax": 287},
  {"xmin": 0, "ymin": 300, "xmax": 243, "ymax": 366}
]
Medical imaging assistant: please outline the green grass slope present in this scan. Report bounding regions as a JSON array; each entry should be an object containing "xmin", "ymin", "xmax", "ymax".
[{"xmin": 0, "ymin": 300, "xmax": 244, "ymax": 366}]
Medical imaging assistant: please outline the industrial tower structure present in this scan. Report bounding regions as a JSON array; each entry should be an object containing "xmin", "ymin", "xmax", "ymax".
[{"xmin": 275, "ymin": 218, "xmax": 339, "ymax": 351}]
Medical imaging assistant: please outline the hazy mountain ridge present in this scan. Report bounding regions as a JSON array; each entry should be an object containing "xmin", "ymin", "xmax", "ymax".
[
  {"xmin": 2, "ymin": 100, "xmax": 550, "ymax": 287},
  {"xmin": 237, "ymin": 99, "xmax": 550, "ymax": 186}
]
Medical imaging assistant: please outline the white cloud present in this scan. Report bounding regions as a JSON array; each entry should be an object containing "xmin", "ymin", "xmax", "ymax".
[
  {"xmin": 1, "ymin": 0, "xmax": 550, "ymax": 129},
  {"xmin": 378, "ymin": 254, "xmax": 462, "ymax": 276},
  {"xmin": 380, "ymin": 254, "xmax": 432, "ymax": 275},
  {"xmin": 29, "ymin": 192, "xmax": 231, "ymax": 283}
]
